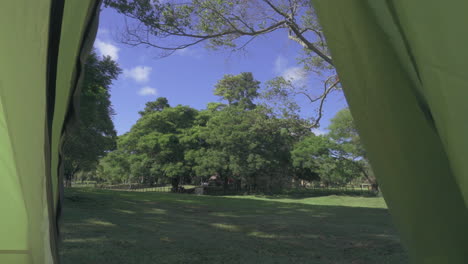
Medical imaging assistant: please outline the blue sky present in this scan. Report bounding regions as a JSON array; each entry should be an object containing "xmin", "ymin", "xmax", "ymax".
[{"xmin": 94, "ymin": 7, "xmax": 348, "ymax": 135}]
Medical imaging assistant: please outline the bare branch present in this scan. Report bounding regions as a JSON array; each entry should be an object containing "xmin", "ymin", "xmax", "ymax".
[
  {"xmin": 263, "ymin": 0, "xmax": 333, "ymax": 66},
  {"xmin": 122, "ymin": 19, "xmax": 287, "ymax": 53},
  {"xmin": 310, "ymin": 78, "xmax": 340, "ymax": 128},
  {"xmin": 263, "ymin": 0, "xmax": 291, "ymax": 19},
  {"xmin": 233, "ymin": 35, "xmax": 259, "ymax": 52}
]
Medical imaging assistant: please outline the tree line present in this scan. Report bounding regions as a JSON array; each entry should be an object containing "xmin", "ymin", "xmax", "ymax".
[{"xmin": 63, "ymin": 53, "xmax": 377, "ymax": 192}]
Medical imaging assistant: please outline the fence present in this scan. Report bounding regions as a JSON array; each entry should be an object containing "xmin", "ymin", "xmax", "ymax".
[
  {"xmin": 98, "ymin": 184, "xmax": 172, "ymax": 193},
  {"xmin": 281, "ymin": 186, "xmax": 377, "ymax": 197},
  {"xmin": 93, "ymin": 183, "xmax": 377, "ymax": 197},
  {"xmin": 202, "ymin": 185, "xmax": 377, "ymax": 196},
  {"xmin": 70, "ymin": 181, "xmax": 97, "ymax": 188}
]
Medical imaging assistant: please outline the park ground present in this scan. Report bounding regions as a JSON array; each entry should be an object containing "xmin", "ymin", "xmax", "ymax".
[{"xmin": 59, "ymin": 188, "xmax": 407, "ymax": 264}]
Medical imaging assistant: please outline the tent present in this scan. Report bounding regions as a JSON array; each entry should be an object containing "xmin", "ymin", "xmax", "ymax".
[
  {"xmin": 0, "ymin": 0, "xmax": 467, "ymax": 263},
  {"xmin": 312, "ymin": 1, "xmax": 468, "ymax": 263},
  {"xmin": 0, "ymin": 0, "xmax": 100, "ymax": 263}
]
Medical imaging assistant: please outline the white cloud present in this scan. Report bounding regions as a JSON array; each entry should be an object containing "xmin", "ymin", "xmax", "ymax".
[
  {"xmin": 273, "ymin": 55, "xmax": 308, "ymax": 86},
  {"xmin": 97, "ymin": 28, "xmax": 109, "ymax": 37},
  {"xmin": 123, "ymin": 66, "xmax": 152, "ymax": 83},
  {"xmin": 94, "ymin": 39, "xmax": 119, "ymax": 60},
  {"xmin": 138, "ymin": 86, "xmax": 158, "ymax": 96},
  {"xmin": 282, "ymin": 66, "xmax": 308, "ymax": 86}
]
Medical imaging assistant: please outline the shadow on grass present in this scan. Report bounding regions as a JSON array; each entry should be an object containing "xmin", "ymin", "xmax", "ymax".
[{"xmin": 59, "ymin": 188, "xmax": 407, "ymax": 264}]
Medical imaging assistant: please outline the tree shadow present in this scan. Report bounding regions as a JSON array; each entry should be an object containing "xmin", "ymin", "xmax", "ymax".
[{"xmin": 59, "ymin": 188, "xmax": 407, "ymax": 264}]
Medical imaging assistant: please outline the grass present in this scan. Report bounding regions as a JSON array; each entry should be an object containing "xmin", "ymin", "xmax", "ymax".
[
  {"xmin": 226, "ymin": 194, "xmax": 388, "ymax": 208},
  {"xmin": 59, "ymin": 188, "xmax": 407, "ymax": 264}
]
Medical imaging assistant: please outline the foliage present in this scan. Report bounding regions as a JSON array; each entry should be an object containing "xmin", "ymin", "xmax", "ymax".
[
  {"xmin": 125, "ymin": 103, "xmax": 198, "ymax": 186},
  {"xmin": 327, "ymin": 108, "xmax": 378, "ymax": 191},
  {"xmin": 328, "ymin": 108, "xmax": 365, "ymax": 158},
  {"xmin": 97, "ymin": 74, "xmax": 367, "ymax": 191},
  {"xmin": 104, "ymin": 0, "xmax": 331, "ymax": 63},
  {"xmin": 263, "ymin": 74, "xmax": 340, "ymax": 127},
  {"xmin": 104, "ymin": 0, "xmax": 340, "ymax": 127},
  {"xmin": 62, "ymin": 51, "xmax": 121, "ymax": 184},
  {"xmin": 189, "ymin": 105, "xmax": 296, "ymax": 191},
  {"xmin": 214, "ymin": 72, "xmax": 259, "ymax": 109},
  {"xmin": 97, "ymin": 143, "xmax": 132, "ymax": 184},
  {"xmin": 138, "ymin": 96, "xmax": 170, "ymax": 116},
  {"xmin": 291, "ymin": 134, "xmax": 362, "ymax": 187}
]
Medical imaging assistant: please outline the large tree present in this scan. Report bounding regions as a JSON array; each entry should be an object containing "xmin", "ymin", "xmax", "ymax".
[
  {"xmin": 98, "ymin": 73, "xmax": 312, "ymax": 192},
  {"xmin": 97, "ymin": 141, "xmax": 132, "ymax": 184},
  {"xmin": 328, "ymin": 108, "xmax": 378, "ymax": 191},
  {"xmin": 187, "ymin": 73, "xmax": 309, "ymax": 192},
  {"xmin": 116, "ymin": 100, "xmax": 199, "ymax": 187},
  {"xmin": 214, "ymin": 72, "xmax": 260, "ymax": 109},
  {"xmin": 62, "ymin": 51, "xmax": 121, "ymax": 186},
  {"xmin": 291, "ymin": 134, "xmax": 362, "ymax": 187},
  {"xmin": 188, "ymin": 105, "xmax": 297, "ymax": 192},
  {"xmin": 104, "ymin": 0, "xmax": 340, "ymax": 126},
  {"xmin": 139, "ymin": 96, "xmax": 171, "ymax": 116}
]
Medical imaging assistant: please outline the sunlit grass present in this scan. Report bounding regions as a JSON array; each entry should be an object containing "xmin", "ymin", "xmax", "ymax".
[
  {"xmin": 59, "ymin": 188, "xmax": 406, "ymax": 264},
  {"xmin": 227, "ymin": 194, "xmax": 388, "ymax": 208},
  {"xmin": 211, "ymin": 223, "xmax": 242, "ymax": 232}
]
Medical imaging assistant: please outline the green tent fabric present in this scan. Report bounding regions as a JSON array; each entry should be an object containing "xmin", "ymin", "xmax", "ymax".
[
  {"xmin": 0, "ymin": 1, "xmax": 100, "ymax": 263},
  {"xmin": 312, "ymin": 1, "xmax": 468, "ymax": 263}
]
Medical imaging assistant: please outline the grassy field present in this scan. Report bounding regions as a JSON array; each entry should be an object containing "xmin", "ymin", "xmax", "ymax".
[{"xmin": 59, "ymin": 188, "xmax": 407, "ymax": 264}]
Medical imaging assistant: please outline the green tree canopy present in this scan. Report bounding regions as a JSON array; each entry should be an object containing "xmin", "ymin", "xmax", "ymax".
[
  {"xmin": 103, "ymin": 0, "xmax": 332, "ymax": 65},
  {"xmin": 328, "ymin": 108, "xmax": 365, "ymax": 158},
  {"xmin": 62, "ymin": 51, "xmax": 121, "ymax": 185},
  {"xmin": 104, "ymin": 0, "xmax": 340, "ymax": 127},
  {"xmin": 110, "ymin": 104, "xmax": 199, "ymax": 186},
  {"xmin": 291, "ymin": 134, "xmax": 361, "ymax": 187},
  {"xmin": 188, "ymin": 104, "xmax": 304, "ymax": 192},
  {"xmin": 214, "ymin": 72, "xmax": 260, "ymax": 110},
  {"xmin": 95, "ymin": 74, "xmax": 368, "ymax": 192},
  {"xmin": 327, "ymin": 108, "xmax": 377, "ymax": 191},
  {"xmin": 139, "ymin": 97, "xmax": 171, "ymax": 116}
]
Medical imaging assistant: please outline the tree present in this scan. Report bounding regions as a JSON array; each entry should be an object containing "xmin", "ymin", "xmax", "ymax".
[
  {"xmin": 214, "ymin": 72, "xmax": 260, "ymax": 109},
  {"xmin": 98, "ymin": 72, "xmax": 312, "ymax": 192},
  {"xmin": 116, "ymin": 104, "xmax": 199, "ymax": 187},
  {"xmin": 291, "ymin": 134, "xmax": 361, "ymax": 187},
  {"xmin": 188, "ymin": 104, "xmax": 300, "ymax": 193},
  {"xmin": 263, "ymin": 74, "xmax": 339, "ymax": 128},
  {"xmin": 139, "ymin": 97, "xmax": 170, "ymax": 115},
  {"xmin": 188, "ymin": 73, "xmax": 307, "ymax": 192},
  {"xmin": 328, "ymin": 108, "xmax": 378, "ymax": 191},
  {"xmin": 104, "ymin": 0, "xmax": 340, "ymax": 126},
  {"xmin": 62, "ymin": 51, "xmax": 121, "ymax": 186},
  {"xmin": 104, "ymin": 0, "xmax": 331, "ymax": 63},
  {"xmin": 97, "ymin": 142, "xmax": 132, "ymax": 184}
]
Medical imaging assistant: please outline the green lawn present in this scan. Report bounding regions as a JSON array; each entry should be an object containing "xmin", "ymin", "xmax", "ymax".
[{"xmin": 59, "ymin": 188, "xmax": 407, "ymax": 264}]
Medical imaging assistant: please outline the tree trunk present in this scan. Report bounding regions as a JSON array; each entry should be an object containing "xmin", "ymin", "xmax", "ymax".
[
  {"xmin": 65, "ymin": 177, "xmax": 72, "ymax": 188},
  {"xmin": 223, "ymin": 177, "xmax": 228, "ymax": 195},
  {"xmin": 359, "ymin": 164, "xmax": 379, "ymax": 193},
  {"xmin": 64, "ymin": 165, "xmax": 80, "ymax": 188},
  {"xmin": 171, "ymin": 177, "xmax": 180, "ymax": 192}
]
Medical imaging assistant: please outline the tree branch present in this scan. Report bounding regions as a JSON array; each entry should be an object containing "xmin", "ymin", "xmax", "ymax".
[
  {"xmin": 287, "ymin": 24, "xmax": 333, "ymax": 66},
  {"xmin": 263, "ymin": 0, "xmax": 333, "ymax": 66},
  {"xmin": 122, "ymin": 19, "xmax": 287, "ymax": 53},
  {"xmin": 310, "ymin": 78, "xmax": 340, "ymax": 128}
]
